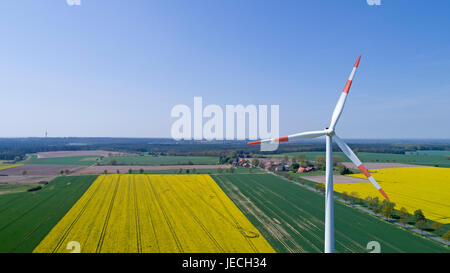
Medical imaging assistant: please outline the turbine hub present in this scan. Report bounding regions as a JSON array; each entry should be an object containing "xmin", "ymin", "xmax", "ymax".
[{"xmin": 325, "ymin": 128, "xmax": 335, "ymax": 136}]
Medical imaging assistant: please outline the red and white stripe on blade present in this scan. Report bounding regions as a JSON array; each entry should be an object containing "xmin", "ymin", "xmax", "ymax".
[
  {"xmin": 248, "ymin": 130, "xmax": 327, "ymax": 145},
  {"xmin": 329, "ymin": 56, "xmax": 361, "ymax": 130},
  {"xmin": 333, "ymin": 134, "xmax": 390, "ymax": 201}
]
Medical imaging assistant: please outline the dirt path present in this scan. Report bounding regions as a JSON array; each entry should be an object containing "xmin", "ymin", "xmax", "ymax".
[
  {"xmin": 342, "ymin": 162, "xmax": 419, "ymax": 169},
  {"xmin": 304, "ymin": 175, "xmax": 369, "ymax": 184}
]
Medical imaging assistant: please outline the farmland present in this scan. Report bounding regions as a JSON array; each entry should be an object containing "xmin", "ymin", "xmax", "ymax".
[
  {"xmin": 212, "ymin": 173, "xmax": 449, "ymax": 253},
  {"xmin": 36, "ymin": 150, "xmax": 133, "ymax": 158},
  {"xmin": 71, "ymin": 164, "xmax": 232, "ymax": 175},
  {"xmin": 267, "ymin": 151, "xmax": 450, "ymax": 167},
  {"xmin": 138, "ymin": 167, "xmax": 265, "ymax": 174},
  {"xmin": 98, "ymin": 155, "xmax": 219, "ymax": 166},
  {"xmin": 34, "ymin": 174, "xmax": 274, "ymax": 253},
  {"xmin": 0, "ymin": 175, "xmax": 97, "ymax": 253},
  {"xmin": 0, "ymin": 182, "xmax": 47, "ymax": 194},
  {"xmin": 334, "ymin": 167, "xmax": 450, "ymax": 224},
  {"xmin": 24, "ymin": 155, "xmax": 99, "ymax": 166},
  {"xmin": 0, "ymin": 163, "xmax": 23, "ymax": 170},
  {"xmin": 0, "ymin": 164, "xmax": 85, "ymax": 176}
]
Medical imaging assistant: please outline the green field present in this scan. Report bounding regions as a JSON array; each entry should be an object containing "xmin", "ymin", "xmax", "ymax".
[
  {"xmin": 24, "ymin": 155, "xmax": 99, "ymax": 166},
  {"xmin": 212, "ymin": 173, "xmax": 449, "ymax": 253},
  {"xmin": 99, "ymin": 155, "xmax": 219, "ymax": 166},
  {"xmin": 266, "ymin": 151, "xmax": 450, "ymax": 167},
  {"xmin": 0, "ymin": 175, "xmax": 97, "ymax": 253},
  {"xmin": 0, "ymin": 182, "xmax": 46, "ymax": 194}
]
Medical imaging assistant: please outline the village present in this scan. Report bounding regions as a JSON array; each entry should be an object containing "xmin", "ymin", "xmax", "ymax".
[{"xmin": 233, "ymin": 156, "xmax": 317, "ymax": 173}]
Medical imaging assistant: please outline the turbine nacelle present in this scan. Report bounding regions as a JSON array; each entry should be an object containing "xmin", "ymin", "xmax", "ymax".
[{"xmin": 325, "ymin": 128, "xmax": 334, "ymax": 136}]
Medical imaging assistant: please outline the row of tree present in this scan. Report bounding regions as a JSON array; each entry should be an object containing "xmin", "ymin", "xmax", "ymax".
[
  {"xmin": 341, "ymin": 192, "xmax": 449, "ymax": 240},
  {"xmin": 274, "ymin": 170, "xmax": 450, "ymax": 242}
]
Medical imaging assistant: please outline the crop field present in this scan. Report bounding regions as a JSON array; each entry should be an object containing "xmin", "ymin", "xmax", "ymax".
[
  {"xmin": 0, "ymin": 165, "xmax": 85, "ymax": 176},
  {"xmin": 334, "ymin": 167, "xmax": 450, "ymax": 224},
  {"xmin": 24, "ymin": 155, "xmax": 99, "ymax": 166},
  {"xmin": 34, "ymin": 174, "xmax": 274, "ymax": 253},
  {"xmin": 267, "ymin": 151, "xmax": 450, "ymax": 167},
  {"xmin": 36, "ymin": 150, "xmax": 134, "ymax": 158},
  {"xmin": 0, "ymin": 175, "xmax": 97, "ymax": 253},
  {"xmin": 135, "ymin": 168, "xmax": 265, "ymax": 174},
  {"xmin": 71, "ymin": 164, "xmax": 231, "ymax": 175},
  {"xmin": 0, "ymin": 163, "xmax": 23, "ymax": 170},
  {"xmin": 0, "ymin": 182, "xmax": 47, "ymax": 194},
  {"xmin": 99, "ymin": 155, "xmax": 219, "ymax": 166},
  {"xmin": 212, "ymin": 173, "xmax": 449, "ymax": 253}
]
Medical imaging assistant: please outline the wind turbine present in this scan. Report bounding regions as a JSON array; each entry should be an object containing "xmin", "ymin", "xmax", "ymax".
[{"xmin": 248, "ymin": 56, "xmax": 390, "ymax": 253}]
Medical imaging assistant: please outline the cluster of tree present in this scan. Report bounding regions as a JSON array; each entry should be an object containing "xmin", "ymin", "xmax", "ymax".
[
  {"xmin": 341, "ymin": 191, "xmax": 361, "ymax": 204},
  {"xmin": 27, "ymin": 185, "xmax": 43, "ymax": 192},
  {"xmin": 215, "ymin": 167, "xmax": 236, "ymax": 173},
  {"xmin": 59, "ymin": 169, "xmax": 70, "ymax": 175},
  {"xmin": 343, "ymin": 195, "xmax": 449, "ymax": 238},
  {"xmin": 443, "ymin": 231, "xmax": 450, "ymax": 241},
  {"xmin": 109, "ymin": 159, "xmax": 117, "ymax": 165},
  {"xmin": 251, "ymin": 158, "xmax": 260, "ymax": 167},
  {"xmin": 336, "ymin": 163, "xmax": 352, "ymax": 175},
  {"xmin": 342, "ymin": 194, "xmax": 397, "ymax": 220},
  {"xmin": 219, "ymin": 151, "xmax": 244, "ymax": 164},
  {"xmin": 314, "ymin": 183, "xmax": 325, "ymax": 193},
  {"xmin": 282, "ymin": 154, "xmax": 352, "ymax": 175}
]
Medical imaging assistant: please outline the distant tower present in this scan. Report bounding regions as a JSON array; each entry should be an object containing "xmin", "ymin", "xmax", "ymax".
[{"xmin": 45, "ymin": 130, "xmax": 48, "ymax": 138}]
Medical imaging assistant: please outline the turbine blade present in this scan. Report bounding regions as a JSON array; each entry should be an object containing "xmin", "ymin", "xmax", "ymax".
[
  {"xmin": 329, "ymin": 56, "xmax": 361, "ymax": 129},
  {"xmin": 333, "ymin": 134, "xmax": 390, "ymax": 201},
  {"xmin": 248, "ymin": 130, "xmax": 327, "ymax": 145}
]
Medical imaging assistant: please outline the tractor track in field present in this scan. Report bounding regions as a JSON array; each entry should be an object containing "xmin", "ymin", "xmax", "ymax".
[
  {"xmin": 96, "ymin": 176, "xmax": 120, "ymax": 253},
  {"xmin": 217, "ymin": 174, "xmax": 370, "ymax": 252},
  {"xmin": 141, "ymin": 178, "xmax": 160, "ymax": 252},
  {"xmin": 241, "ymin": 176, "xmax": 326, "ymax": 252},
  {"xmin": 200, "ymin": 176, "xmax": 259, "ymax": 252},
  {"xmin": 145, "ymin": 176, "xmax": 184, "ymax": 253},
  {"xmin": 52, "ymin": 176, "xmax": 105, "ymax": 253},
  {"xmin": 12, "ymin": 214, "xmax": 53, "ymax": 252},
  {"xmin": 230, "ymin": 175, "xmax": 318, "ymax": 251},
  {"xmin": 248, "ymin": 174, "xmax": 370, "ymax": 252},
  {"xmin": 161, "ymin": 176, "xmax": 225, "ymax": 253},
  {"xmin": 0, "ymin": 191, "xmax": 59, "ymax": 233},
  {"xmin": 213, "ymin": 175, "xmax": 299, "ymax": 252},
  {"xmin": 9, "ymin": 179, "xmax": 90, "ymax": 253},
  {"xmin": 0, "ymin": 194, "xmax": 27, "ymax": 214},
  {"xmin": 176, "ymin": 175, "xmax": 259, "ymax": 252},
  {"xmin": 132, "ymin": 177, "xmax": 142, "ymax": 253},
  {"xmin": 226, "ymin": 176, "xmax": 313, "ymax": 252}
]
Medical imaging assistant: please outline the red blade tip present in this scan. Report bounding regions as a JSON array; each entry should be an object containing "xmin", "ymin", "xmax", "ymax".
[
  {"xmin": 248, "ymin": 140, "xmax": 261, "ymax": 145},
  {"xmin": 354, "ymin": 55, "xmax": 361, "ymax": 68},
  {"xmin": 378, "ymin": 188, "xmax": 390, "ymax": 202}
]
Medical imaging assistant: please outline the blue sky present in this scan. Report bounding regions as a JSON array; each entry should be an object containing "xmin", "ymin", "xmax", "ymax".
[{"xmin": 0, "ymin": 0, "xmax": 449, "ymax": 138}]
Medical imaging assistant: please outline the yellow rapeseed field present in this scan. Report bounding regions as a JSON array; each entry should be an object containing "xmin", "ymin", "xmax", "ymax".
[
  {"xmin": 33, "ymin": 174, "xmax": 275, "ymax": 253},
  {"xmin": 334, "ymin": 167, "xmax": 450, "ymax": 223},
  {"xmin": 0, "ymin": 163, "xmax": 23, "ymax": 170}
]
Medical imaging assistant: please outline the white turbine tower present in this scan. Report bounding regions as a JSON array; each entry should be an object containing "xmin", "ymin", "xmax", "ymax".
[{"xmin": 248, "ymin": 56, "xmax": 390, "ymax": 253}]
